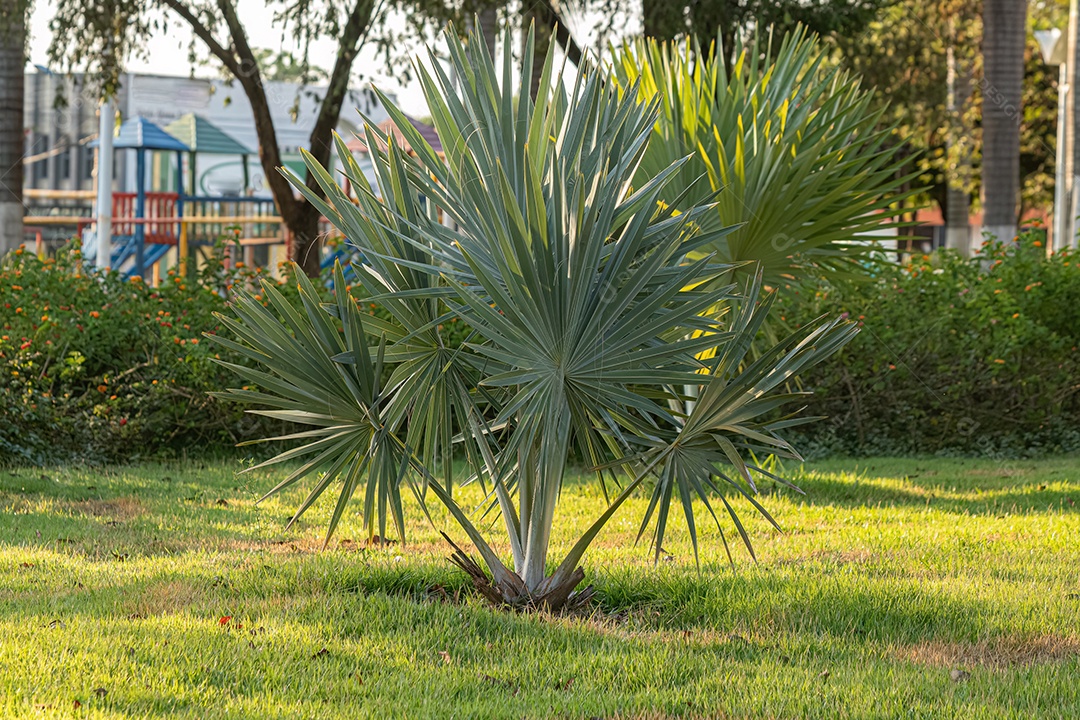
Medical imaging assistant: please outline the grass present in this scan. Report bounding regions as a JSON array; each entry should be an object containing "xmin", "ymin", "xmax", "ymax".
[{"xmin": 1, "ymin": 455, "xmax": 1078, "ymax": 718}]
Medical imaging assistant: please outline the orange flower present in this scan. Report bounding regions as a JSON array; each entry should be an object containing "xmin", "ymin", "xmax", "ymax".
[
  {"xmin": 993, "ymin": 359, "xmax": 1005, "ymax": 364},
  {"xmin": 14, "ymin": 308, "xmax": 21, "ymax": 314},
  {"xmin": 90, "ymin": 311, "xmax": 100, "ymax": 318},
  {"xmin": 1012, "ymin": 313, "xmax": 1020, "ymax": 319},
  {"xmin": 11, "ymin": 285, "xmax": 21, "ymax": 291},
  {"xmin": 1033, "ymin": 240, "xmax": 1043, "ymax": 248},
  {"xmin": 97, "ymin": 384, "xmax": 107, "ymax": 393}
]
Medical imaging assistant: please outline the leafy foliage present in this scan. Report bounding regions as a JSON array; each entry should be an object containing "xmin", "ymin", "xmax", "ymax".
[
  {"xmin": 610, "ymin": 27, "xmax": 917, "ymax": 292},
  {"xmin": 0, "ymin": 242, "xmax": 327, "ymax": 465},
  {"xmin": 214, "ymin": 25, "xmax": 856, "ymax": 608},
  {"xmin": 777, "ymin": 229, "xmax": 1080, "ymax": 456}
]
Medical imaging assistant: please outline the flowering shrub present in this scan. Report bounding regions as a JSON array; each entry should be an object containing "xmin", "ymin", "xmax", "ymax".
[
  {"xmin": 777, "ymin": 231, "xmax": 1080, "ymax": 456},
  {"xmin": 0, "ymin": 244, "xmax": 279, "ymax": 464},
  {"xmin": 0, "ymin": 242, "xmax": 473, "ymax": 465}
]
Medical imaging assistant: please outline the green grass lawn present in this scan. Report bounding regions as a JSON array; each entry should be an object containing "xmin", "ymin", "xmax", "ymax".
[{"xmin": 1, "ymin": 455, "xmax": 1078, "ymax": 719}]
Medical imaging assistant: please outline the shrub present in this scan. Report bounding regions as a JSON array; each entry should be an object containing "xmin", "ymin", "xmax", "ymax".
[
  {"xmin": 0, "ymin": 243, "xmax": 294, "ymax": 464},
  {"xmin": 776, "ymin": 231, "xmax": 1080, "ymax": 456}
]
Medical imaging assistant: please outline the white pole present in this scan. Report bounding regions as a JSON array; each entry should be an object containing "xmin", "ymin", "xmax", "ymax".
[
  {"xmin": 1055, "ymin": 63, "xmax": 1070, "ymax": 251},
  {"xmin": 95, "ymin": 100, "xmax": 113, "ymax": 270}
]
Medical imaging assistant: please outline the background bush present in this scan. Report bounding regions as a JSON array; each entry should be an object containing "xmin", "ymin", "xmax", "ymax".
[
  {"xmin": 0, "ymin": 244, "xmax": 265, "ymax": 464},
  {"xmin": 6, "ymin": 229, "xmax": 1078, "ymax": 465},
  {"xmin": 0, "ymin": 243, "xmax": 473, "ymax": 466},
  {"xmin": 778, "ymin": 231, "xmax": 1080, "ymax": 457}
]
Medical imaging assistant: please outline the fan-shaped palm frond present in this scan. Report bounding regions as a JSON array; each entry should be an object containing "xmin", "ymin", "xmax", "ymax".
[
  {"xmin": 611, "ymin": 27, "xmax": 920, "ymax": 291},
  {"xmin": 212, "ymin": 23, "xmax": 859, "ymax": 610}
]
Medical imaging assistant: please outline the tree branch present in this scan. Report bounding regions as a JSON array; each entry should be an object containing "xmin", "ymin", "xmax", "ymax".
[
  {"xmin": 539, "ymin": 0, "xmax": 585, "ymax": 67},
  {"xmin": 307, "ymin": 0, "xmax": 374, "ymax": 167},
  {"xmin": 211, "ymin": 0, "xmax": 296, "ymax": 219},
  {"xmin": 298, "ymin": 0, "xmax": 375, "ymax": 218}
]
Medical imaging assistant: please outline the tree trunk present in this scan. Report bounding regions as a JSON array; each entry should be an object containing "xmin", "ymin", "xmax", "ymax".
[
  {"xmin": 0, "ymin": 0, "xmax": 24, "ymax": 256},
  {"xmin": 642, "ymin": 0, "xmax": 685, "ymax": 41},
  {"xmin": 981, "ymin": 0, "xmax": 1028, "ymax": 243},
  {"xmin": 164, "ymin": 0, "xmax": 375, "ymax": 278},
  {"xmin": 286, "ymin": 203, "xmax": 322, "ymax": 279},
  {"xmin": 946, "ymin": 40, "xmax": 972, "ymax": 256}
]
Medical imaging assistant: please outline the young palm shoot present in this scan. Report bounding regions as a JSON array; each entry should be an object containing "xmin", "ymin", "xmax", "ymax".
[{"xmin": 210, "ymin": 24, "xmax": 857, "ymax": 610}]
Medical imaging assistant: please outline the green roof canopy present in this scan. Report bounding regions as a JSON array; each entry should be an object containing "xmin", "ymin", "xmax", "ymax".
[{"xmin": 165, "ymin": 114, "xmax": 253, "ymax": 155}]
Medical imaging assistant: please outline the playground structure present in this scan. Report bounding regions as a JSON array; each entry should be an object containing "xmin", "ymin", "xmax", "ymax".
[
  {"xmin": 24, "ymin": 113, "xmax": 447, "ymax": 280},
  {"xmin": 24, "ymin": 115, "xmax": 321, "ymax": 280}
]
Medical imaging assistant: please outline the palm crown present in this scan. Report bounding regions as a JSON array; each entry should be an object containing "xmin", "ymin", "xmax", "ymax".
[{"xmin": 210, "ymin": 24, "xmax": 858, "ymax": 609}]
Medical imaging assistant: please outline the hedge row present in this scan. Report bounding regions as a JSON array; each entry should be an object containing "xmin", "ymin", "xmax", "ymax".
[{"xmin": 776, "ymin": 233, "xmax": 1080, "ymax": 457}]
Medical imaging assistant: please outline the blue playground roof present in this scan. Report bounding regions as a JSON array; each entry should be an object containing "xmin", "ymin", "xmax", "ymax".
[{"xmin": 90, "ymin": 116, "xmax": 190, "ymax": 152}]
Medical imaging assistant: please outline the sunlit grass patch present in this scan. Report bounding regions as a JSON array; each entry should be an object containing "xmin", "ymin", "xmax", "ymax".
[{"xmin": 0, "ymin": 456, "xmax": 1078, "ymax": 718}]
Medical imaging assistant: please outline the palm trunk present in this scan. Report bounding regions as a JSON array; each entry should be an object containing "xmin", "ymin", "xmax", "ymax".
[
  {"xmin": 946, "ymin": 39, "xmax": 972, "ymax": 256},
  {"xmin": 0, "ymin": 0, "xmax": 25, "ymax": 255},
  {"xmin": 1064, "ymin": 0, "xmax": 1080, "ymax": 248},
  {"xmin": 981, "ymin": 0, "xmax": 1028, "ymax": 242}
]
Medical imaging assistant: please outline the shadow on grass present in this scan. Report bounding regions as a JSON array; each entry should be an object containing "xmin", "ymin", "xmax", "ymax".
[
  {"xmin": 766, "ymin": 473, "xmax": 1080, "ymax": 515},
  {"xmin": 2, "ymin": 543, "xmax": 1008, "ymax": 651}
]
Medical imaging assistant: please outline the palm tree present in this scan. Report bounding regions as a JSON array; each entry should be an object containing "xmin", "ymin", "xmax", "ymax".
[
  {"xmin": 211, "ymin": 25, "xmax": 856, "ymax": 609},
  {"xmin": 0, "ymin": 0, "xmax": 26, "ymax": 256},
  {"xmin": 981, "ymin": 0, "xmax": 1029, "ymax": 242},
  {"xmin": 611, "ymin": 29, "xmax": 916, "ymax": 296}
]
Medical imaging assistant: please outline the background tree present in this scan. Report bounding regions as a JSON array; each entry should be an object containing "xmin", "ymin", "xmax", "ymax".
[
  {"xmin": 48, "ymin": 0, "xmax": 388, "ymax": 278},
  {"xmin": 834, "ymin": 0, "xmax": 978, "ymax": 249},
  {"xmin": 0, "ymin": 0, "xmax": 27, "ymax": 256},
  {"xmin": 637, "ymin": 0, "xmax": 887, "ymax": 51},
  {"xmin": 982, "ymin": 0, "xmax": 1030, "ymax": 242},
  {"xmin": 837, "ymin": 1, "xmax": 1056, "ymax": 248}
]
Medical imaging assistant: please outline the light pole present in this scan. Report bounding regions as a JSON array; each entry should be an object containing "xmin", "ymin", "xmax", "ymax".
[
  {"xmin": 95, "ymin": 100, "xmax": 113, "ymax": 270},
  {"xmin": 1036, "ymin": 28, "xmax": 1070, "ymax": 251}
]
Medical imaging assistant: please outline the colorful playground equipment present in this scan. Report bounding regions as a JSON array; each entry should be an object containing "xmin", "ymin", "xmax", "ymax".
[
  {"xmin": 26, "ymin": 115, "xmax": 287, "ymax": 279},
  {"xmin": 87, "ymin": 117, "xmax": 187, "ymax": 275},
  {"xmin": 23, "ymin": 112, "xmax": 446, "ymax": 281}
]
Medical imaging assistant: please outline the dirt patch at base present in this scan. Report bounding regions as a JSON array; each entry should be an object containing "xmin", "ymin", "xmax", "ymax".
[{"xmin": 899, "ymin": 635, "xmax": 1080, "ymax": 668}]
